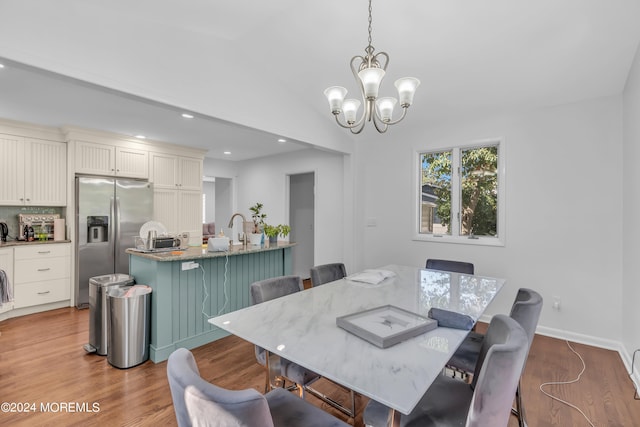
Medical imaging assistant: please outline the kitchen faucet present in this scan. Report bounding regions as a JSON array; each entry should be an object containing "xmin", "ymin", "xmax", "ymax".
[{"xmin": 228, "ymin": 213, "xmax": 248, "ymax": 247}]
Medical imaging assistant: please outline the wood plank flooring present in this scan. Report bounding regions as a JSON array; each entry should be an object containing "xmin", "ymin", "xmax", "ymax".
[{"xmin": 1, "ymin": 307, "xmax": 639, "ymax": 426}]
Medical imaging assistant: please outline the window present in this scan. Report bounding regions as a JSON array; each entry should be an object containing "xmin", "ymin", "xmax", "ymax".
[{"xmin": 415, "ymin": 140, "xmax": 504, "ymax": 246}]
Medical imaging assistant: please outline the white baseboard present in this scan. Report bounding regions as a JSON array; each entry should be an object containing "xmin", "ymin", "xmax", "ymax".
[{"xmin": 478, "ymin": 314, "xmax": 640, "ymax": 392}]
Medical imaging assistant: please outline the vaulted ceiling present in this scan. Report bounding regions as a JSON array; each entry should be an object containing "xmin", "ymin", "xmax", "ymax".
[{"xmin": 1, "ymin": 0, "xmax": 639, "ymax": 160}]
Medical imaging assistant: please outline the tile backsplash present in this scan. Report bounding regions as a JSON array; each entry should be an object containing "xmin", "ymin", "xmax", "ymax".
[{"xmin": 0, "ymin": 206, "xmax": 66, "ymax": 240}]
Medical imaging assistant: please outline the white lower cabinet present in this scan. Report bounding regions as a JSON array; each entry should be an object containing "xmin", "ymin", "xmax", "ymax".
[{"xmin": 13, "ymin": 244, "xmax": 71, "ymax": 309}]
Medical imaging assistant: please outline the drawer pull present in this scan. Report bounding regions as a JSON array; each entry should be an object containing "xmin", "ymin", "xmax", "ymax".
[
  {"xmin": 37, "ymin": 268, "xmax": 51, "ymax": 272},
  {"xmin": 37, "ymin": 251, "xmax": 51, "ymax": 254},
  {"xmin": 37, "ymin": 291, "xmax": 51, "ymax": 295}
]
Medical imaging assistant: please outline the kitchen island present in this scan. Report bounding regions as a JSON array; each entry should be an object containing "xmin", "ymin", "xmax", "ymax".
[{"xmin": 127, "ymin": 242, "xmax": 294, "ymax": 362}]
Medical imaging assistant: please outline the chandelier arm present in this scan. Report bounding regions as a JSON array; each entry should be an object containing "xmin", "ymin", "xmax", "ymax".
[
  {"xmin": 372, "ymin": 51, "xmax": 389, "ymax": 71},
  {"xmin": 371, "ymin": 111, "xmax": 389, "ymax": 133},
  {"xmin": 349, "ymin": 119, "xmax": 367, "ymax": 134},
  {"xmin": 350, "ymin": 55, "xmax": 367, "ymax": 90}
]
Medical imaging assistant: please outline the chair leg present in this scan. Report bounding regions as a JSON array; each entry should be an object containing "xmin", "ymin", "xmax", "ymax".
[
  {"xmin": 304, "ymin": 383, "xmax": 356, "ymax": 419},
  {"xmin": 511, "ymin": 380, "xmax": 527, "ymax": 427}
]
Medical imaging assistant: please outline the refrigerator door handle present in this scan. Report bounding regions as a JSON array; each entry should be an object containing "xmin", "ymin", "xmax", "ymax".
[
  {"xmin": 114, "ymin": 196, "xmax": 121, "ymax": 249},
  {"xmin": 110, "ymin": 196, "xmax": 117, "ymax": 261}
]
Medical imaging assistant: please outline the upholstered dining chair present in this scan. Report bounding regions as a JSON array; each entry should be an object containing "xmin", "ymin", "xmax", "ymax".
[
  {"xmin": 446, "ymin": 288, "xmax": 543, "ymax": 427},
  {"xmin": 363, "ymin": 314, "xmax": 529, "ymax": 427},
  {"xmin": 250, "ymin": 275, "xmax": 316, "ymax": 395},
  {"xmin": 251, "ymin": 275, "xmax": 356, "ymax": 419},
  {"xmin": 167, "ymin": 347, "xmax": 349, "ymax": 427},
  {"xmin": 425, "ymin": 258, "xmax": 475, "ymax": 274},
  {"xmin": 310, "ymin": 263, "xmax": 347, "ymax": 286},
  {"xmin": 307, "ymin": 263, "xmax": 358, "ymax": 417}
]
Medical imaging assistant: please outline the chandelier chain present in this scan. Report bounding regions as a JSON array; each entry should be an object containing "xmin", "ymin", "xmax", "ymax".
[{"xmin": 367, "ymin": 0, "xmax": 373, "ymax": 49}]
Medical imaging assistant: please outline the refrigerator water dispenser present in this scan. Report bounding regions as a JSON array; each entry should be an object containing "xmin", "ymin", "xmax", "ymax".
[{"xmin": 87, "ymin": 216, "xmax": 109, "ymax": 243}]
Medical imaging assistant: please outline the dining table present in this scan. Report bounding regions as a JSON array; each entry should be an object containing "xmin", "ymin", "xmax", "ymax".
[{"xmin": 208, "ymin": 264, "xmax": 504, "ymax": 427}]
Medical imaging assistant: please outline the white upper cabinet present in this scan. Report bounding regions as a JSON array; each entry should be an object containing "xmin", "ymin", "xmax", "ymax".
[
  {"xmin": 0, "ymin": 135, "xmax": 66, "ymax": 206},
  {"xmin": 75, "ymin": 141, "xmax": 148, "ymax": 178},
  {"xmin": 150, "ymin": 152, "xmax": 202, "ymax": 190},
  {"xmin": 25, "ymin": 139, "xmax": 67, "ymax": 206},
  {"xmin": 150, "ymin": 152, "xmax": 203, "ymax": 245}
]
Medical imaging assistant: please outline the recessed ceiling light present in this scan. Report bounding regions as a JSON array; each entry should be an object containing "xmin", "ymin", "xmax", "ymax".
[
  {"xmin": 135, "ymin": 135, "xmax": 146, "ymax": 139},
  {"xmin": 277, "ymin": 138, "xmax": 287, "ymax": 143},
  {"xmin": 181, "ymin": 113, "xmax": 194, "ymax": 119},
  {"xmin": 223, "ymin": 151, "xmax": 231, "ymax": 155},
  {"xmin": 0, "ymin": 63, "xmax": 5, "ymax": 69}
]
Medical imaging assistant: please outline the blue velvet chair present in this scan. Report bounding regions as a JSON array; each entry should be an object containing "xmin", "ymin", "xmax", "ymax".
[
  {"xmin": 310, "ymin": 263, "xmax": 347, "ymax": 286},
  {"xmin": 167, "ymin": 347, "xmax": 349, "ymax": 427},
  {"xmin": 363, "ymin": 314, "xmax": 529, "ymax": 427}
]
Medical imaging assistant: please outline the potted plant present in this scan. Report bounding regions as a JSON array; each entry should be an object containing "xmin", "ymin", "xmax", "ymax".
[
  {"xmin": 263, "ymin": 224, "xmax": 291, "ymax": 246},
  {"xmin": 248, "ymin": 202, "xmax": 267, "ymax": 245}
]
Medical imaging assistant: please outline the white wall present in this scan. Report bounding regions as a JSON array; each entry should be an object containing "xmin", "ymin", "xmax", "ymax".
[
  {"xmin": 235, "ymin": 148, "xmax": 346, "ymax": 270},
  {"xmin": 356, "ymin": 96, "xmax": 624, "ymax": 346},
  {"xmin": 623, "ymin": 43, "xmax": 640, "ymax": 371},
  {"xmin": 203, "ymin": 158, "xmax": 239, "ymax": 180}
]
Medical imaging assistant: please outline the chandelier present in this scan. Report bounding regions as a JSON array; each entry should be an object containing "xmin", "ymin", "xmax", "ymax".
[{"xmin": 324, "ymin": 0, "xmax": 420, "ymax": 134}]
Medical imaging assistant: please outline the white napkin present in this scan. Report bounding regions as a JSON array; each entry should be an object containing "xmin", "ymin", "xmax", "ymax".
[{"xmin": 347, "ymin": 269, "xmax": 396, "ymax": 285}]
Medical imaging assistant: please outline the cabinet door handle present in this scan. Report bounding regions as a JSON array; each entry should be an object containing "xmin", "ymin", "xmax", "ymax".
[
  {"xmin": 37, "ymin": 251, "xmax": 51, "ymax": 254},
  {"xmin": 37, "ymin": 268, "xmax": 51, "ymax": 272},
  {"xmin": 37, "ymin": 291, "xmax": 51, "ymax": 295}
]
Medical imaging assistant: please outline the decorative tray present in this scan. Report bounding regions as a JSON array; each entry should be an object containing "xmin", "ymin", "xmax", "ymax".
[{"xmin": 336, "ymin": 305, "xmax": 437, "ymax": 348}]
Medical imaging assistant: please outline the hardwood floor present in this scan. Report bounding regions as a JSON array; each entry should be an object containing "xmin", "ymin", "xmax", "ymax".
[{"xmin": 1, "ymin": 307, "xmax": 639, "ymax": 426}]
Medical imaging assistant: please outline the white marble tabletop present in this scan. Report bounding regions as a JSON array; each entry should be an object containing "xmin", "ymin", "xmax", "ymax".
[{"xmin": 209, "ymin": 264, "xmax": 504, "ymax": 415}]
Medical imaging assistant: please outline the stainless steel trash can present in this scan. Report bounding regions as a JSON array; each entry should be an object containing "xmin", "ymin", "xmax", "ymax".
[
  {"xmin": 85, "ymin": 274, "xmax": 135, "ymax": 355},
  {"xmin": 107, "ymin": 285, "xmax": 152, "ymax": 369}
]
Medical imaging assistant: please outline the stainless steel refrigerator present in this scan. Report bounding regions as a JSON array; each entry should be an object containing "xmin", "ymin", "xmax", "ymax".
[{"xmin": 75, "ymin": 176, "xmax": 153, "ymax": 308}]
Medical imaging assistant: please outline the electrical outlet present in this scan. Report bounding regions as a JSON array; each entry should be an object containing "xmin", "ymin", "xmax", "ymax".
[
  {"xmin": 181, "ymin": 261, "xmax": 199, "ymax": 271},
  {"xmin": 552, "ymin": 296, "xmax": 561, "ymax": 311}
]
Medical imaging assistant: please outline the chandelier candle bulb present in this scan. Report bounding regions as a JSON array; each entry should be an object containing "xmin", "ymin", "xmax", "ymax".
[
  {"xmin": 358, "ymin": 68, "xmax": 385, "ymax": 99},
  {"xmin": 343, "ymin": 99, "xmax": 361, "ymax": 123},
  {"xmin": 395, "ymin": 77, "xmax": 421, "ymax": 107},
  {"xmin": 376, "ymin": 97, "xmax": 397, "ymax": 122},
  {"xmin": 324, "ymin": 86, "xmax": 347, "ymax": 113}
]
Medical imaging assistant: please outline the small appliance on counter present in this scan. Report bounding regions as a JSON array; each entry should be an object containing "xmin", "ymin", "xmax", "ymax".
[
  {"xmin": 17, "ymin": 213, "xmax": 60, "ymax": 241},
  {"xmin": 132, "ymin": 221, "xmax": 182, "ymax": 253}
]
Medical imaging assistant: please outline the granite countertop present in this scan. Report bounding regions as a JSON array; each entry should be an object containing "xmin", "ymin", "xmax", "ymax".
[
  {"xmin": 0, "ymin": 239, "xmax": 72, "ymax": 247},
  {"xmin": 126, "ymin": 241, "xmax": 295, "ymax": 262}
]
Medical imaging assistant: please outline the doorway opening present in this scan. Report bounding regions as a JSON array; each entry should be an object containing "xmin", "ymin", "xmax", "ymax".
[{"xmin": 288, "ymin": 172, "xmax": 315, "ymax": 279}]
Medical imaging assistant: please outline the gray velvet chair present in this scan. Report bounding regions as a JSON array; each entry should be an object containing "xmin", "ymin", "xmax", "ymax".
[
  {"xmin": 307, "ymin": 263, "xmax": 357, "ymax": 417},
  {"xmin": 310, "ymin": 263, "xmax": 347, "ymax": 286},
  {"xmin": 167, "ymin": 347, "xmax": 349, "ymax": 427},
  {"xmin": 425, "ymin": 258, "xmax": 475, "ymax": 274},
  {"xmin": 251, "ymin": 274, "xmax": 356, "ymax": 419},
  {"xmin": 363, "ymin": 314, "xmax": 529, "ymax": 427},
  {"xmin": 446, "ymin": 288, "xmax": 543, "ymax": 427},
  {"xmin": 250, "ymin": 275, "xmax": 317, "ymax": 396}
]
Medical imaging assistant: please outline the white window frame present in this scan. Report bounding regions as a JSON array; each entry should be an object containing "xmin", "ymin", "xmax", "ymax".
[{"xmin": 412, "ymin": 138, "xmax": 506, "ymax": 247}]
